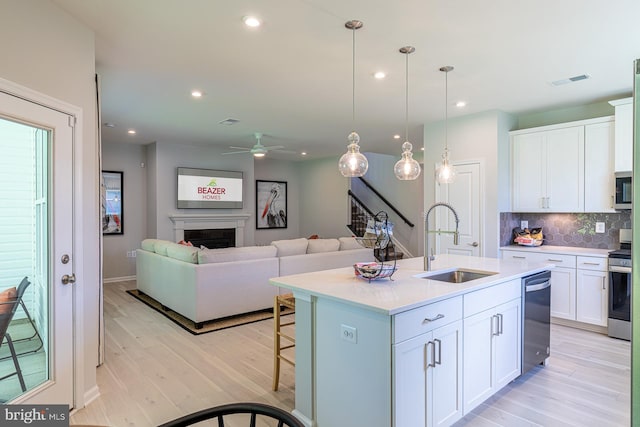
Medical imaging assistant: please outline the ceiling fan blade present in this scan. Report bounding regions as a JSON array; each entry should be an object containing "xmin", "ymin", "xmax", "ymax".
[
  {"xmin": 263, "ymin": 145, "xmax": 285, "ymax": 151},
  {"xmin": 228, "ymin": 146, "xmax": 251, "ymax": 150},
  {"xmin": 221, "ymin": 150, "xmax": 252, "ymax": 155}
]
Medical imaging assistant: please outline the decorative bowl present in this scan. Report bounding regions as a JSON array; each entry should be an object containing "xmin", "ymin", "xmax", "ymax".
[{"xmin": 354, "ymin": 262, "xmax": 397, "ymax": 280}]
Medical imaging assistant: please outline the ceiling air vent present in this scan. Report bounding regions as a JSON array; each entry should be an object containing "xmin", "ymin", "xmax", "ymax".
[
  {"xmin": 551, "ymin": 74, "xmax": 590, "ymax": 86},
  {"xmin": 219, "ymin": 118, "xmax": 240, "ymax": 125}
]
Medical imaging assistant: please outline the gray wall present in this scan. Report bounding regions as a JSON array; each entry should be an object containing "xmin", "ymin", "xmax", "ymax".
[
  {"xmin": 102, "ymin": 143, "xmax": 147, "ymax": 280},
  {"xmin": 0, "ymin": 0, "xmax": 99, "ymax": 403},
  {"xmin": 516, "ymin": 100, "xmax": 618, "ymax": 129}
]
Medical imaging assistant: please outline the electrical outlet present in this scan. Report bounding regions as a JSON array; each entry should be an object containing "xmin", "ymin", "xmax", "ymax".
[
  {"xmin": 520, "ymin": 220, "xmax": 528, "ymax": 229},
  {"xmin": 340, "ymin": 324, "xmax": 357, "ymax": 344},
  {"xmin": 126, "ymin": 251, "xmax": 132, "ymax": 258},
  {"xmin": 595, "ymin": 222, "xmax": 605, "ymax": 233}
]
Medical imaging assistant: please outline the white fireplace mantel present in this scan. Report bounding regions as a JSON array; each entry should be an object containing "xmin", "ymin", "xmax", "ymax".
[{"xmin": 169, "ymin": 213, "xmax": 251, "ymax": 247}]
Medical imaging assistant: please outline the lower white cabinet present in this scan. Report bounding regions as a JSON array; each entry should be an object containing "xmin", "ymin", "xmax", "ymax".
[
  {"xmin": 393, "ymin": 320, "xmax": 463, "ymax": 427},
  {"xmin": 576, "ymin": 257, "xmax": 608, "ymax": 326},
  {"xmin": 463, "ymin": 298, "xmax": 521, "ymax": 413},
  {"xmin": 501, "ymin": 249, "xmax": 608, "ymax": 327}
]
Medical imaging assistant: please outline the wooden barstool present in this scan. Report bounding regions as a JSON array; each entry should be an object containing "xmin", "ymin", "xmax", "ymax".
[{"xmin": 272, "ymin": 293, "xmax": 295, "ymax": 391}]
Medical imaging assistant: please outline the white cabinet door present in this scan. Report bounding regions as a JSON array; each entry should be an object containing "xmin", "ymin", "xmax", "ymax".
[
  {"xmin": 393, "ymin": 320, "xmax": 463, "ymax": 427},
  {"xmin": 576, "ymin": 269, "xmax": 608, "ymax": 326},
  {"xmin": 493, "ymin": 299, "xmax": 522, "ymax": 390},
  {"xmin": 545, "ymin": 126, "xmax": 584, "ymax": 212},
  {"xmin": 610, "ymin": 98, "xmax": 633, "ymax": 172},
  {"xmin": 585, "ymin": 121, "xmax": 615, "ymax": 212},
  {"xmin": 512, "ymin": 132, "xmax": 546, "ymax": 212},
  {"xmin": 394, "ymin": 334, "xmax": 429, "ymax": 427},
  {"xmin": 550, "ymin": 267, "xmax": 576, "ymax": 320},
  {"xmin": 462, "ymin": 309, "xmax": 494, "ymax": 413},
  {"xmin": 431, "ymin": 321, "xmax": 463, "ymax": 427}
]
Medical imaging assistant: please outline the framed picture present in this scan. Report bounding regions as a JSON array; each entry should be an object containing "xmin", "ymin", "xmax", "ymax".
[
  {"xmin": 256, "ymin": 180, "xmax": 287, "ymax": 229},
  {"xmin": 102, "ymin": 170, "xmax": 123, "ymax": 235}
]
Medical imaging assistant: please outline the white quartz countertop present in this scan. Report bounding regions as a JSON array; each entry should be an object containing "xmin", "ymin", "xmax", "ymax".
[
  {"xmin": 500, "ymin": 245, "xmax": 611, "ymax": 258},
  {"xmin": 269, "ymin": 254, "xmax": 553, "ymax": 315}
]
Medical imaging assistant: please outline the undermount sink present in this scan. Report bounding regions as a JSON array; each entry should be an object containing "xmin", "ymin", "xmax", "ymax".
[{"xmin": 417, "ymin": 268, "xmax": 498, "ymax": 284}]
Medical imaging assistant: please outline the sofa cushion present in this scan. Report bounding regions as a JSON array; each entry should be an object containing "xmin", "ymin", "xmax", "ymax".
[
  {"xmin": 307, "ymin": 238, "xmax": 340, "ymax": 254},
  {"xmin": 0, "ymin": 287, "xmax": 17, "ymax": 315},
  {"xmin": 339, "ymin": 236, "xmax": 363, "ymax": 251},
  {"xmin": 166, "ymin": 244, "xmax": 200, "ymax": 264},
  {"xmin": 198, "ymin": 245, "xmax": 277, "ymax": 264},
  {"xmin": 153, "ymin": 240, "xmax": 176, "ymax": 256},
  {"xmin": 141, "ymin": 238, "xmax": 163, "ymax": 252},
  {"xmin": 271, "ymin": 238, "xmax": 308, "ymax": 257}
]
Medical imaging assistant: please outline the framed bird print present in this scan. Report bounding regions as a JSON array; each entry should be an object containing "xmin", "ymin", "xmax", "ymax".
[{"xmin": 256, "ymin": 180, "xmax": 287, "ymax": 229}]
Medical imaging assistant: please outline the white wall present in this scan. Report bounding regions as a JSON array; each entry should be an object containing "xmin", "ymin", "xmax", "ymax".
[
  {"xmin": 297, "ymin": 157, "xmax": 351, "ymax": 239},
  {"xmin": 424, "ymin": 110, "xmax": 516, "ymax": 258},
  {"xmin": 0, "ymin": 0, "xmax": 99, "ymax": 405},
  {"xmin": 102, "ymin": 143, "xmax": 147, "ymax": 280}
]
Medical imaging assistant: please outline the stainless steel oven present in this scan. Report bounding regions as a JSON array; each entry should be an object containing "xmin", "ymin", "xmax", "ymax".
[
  {"xmin": 608, "ymin": 229, "xmax": 632, "ymax": 340},
  {"xmin": 614, "ymin": 171, "xmax": 632, "ymax": 209}
]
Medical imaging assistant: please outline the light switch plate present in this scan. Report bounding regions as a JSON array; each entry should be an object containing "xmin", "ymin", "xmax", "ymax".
[
  {"xmin": 520, "ymin": 220, "xmax": 528, "ymax": 229},
  {"xmin": 340, "ymin": 324, "xmax": 357, "ymax": 344},
  {"xmin": 595, "ymin": 222, "xmax": 605, "ymax": 233}
]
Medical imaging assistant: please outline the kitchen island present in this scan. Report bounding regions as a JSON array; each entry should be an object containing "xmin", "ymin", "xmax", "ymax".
[{"xmin": 269, "ymin": 254, "xmax": 553, "ymax": 427}]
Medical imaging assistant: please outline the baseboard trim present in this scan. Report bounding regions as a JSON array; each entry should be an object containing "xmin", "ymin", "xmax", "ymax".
[
  {"xmin": 103, "ymin": 275, "xmax": 136, "ymax": 284},
  {"xmin": 292, "ymin": 409, "xmax": 313, "ymax": 427},
  {"xmin": 551, "ymin": 317, "xmax": 607, "ymax": 335},
  {"xmin": 82, "ymin": 385, "xmax": 100, "ymax": 408}
]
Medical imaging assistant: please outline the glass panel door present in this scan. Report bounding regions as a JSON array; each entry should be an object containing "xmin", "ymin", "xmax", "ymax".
[{"xmin": 0, "ymin": 91, "xmax": 74, "ymax": 406}]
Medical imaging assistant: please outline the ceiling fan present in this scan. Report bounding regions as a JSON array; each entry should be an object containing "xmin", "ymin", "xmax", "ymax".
[{"xmin": 222, "ymin": 132, "xmax": 291, "ymax": 157}]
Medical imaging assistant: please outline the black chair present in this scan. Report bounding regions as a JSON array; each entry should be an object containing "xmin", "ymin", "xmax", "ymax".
[
  {"xmin": 157, "ymin": 402, "xmax": 305, "ymax": 427},
  {"xmin": 0, "ymin": 277, "xmax": 31, "ymax": 393}
]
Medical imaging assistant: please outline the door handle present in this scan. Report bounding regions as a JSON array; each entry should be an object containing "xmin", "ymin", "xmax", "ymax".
[
  {"xmin": 61, "ymin": 274, "xmax": 76, "ymax": 285},
  {"xmin": 497, "ymin": 313, "xmax": 504, "ymax": 335},
  {"xmin": 491, "ymin": 315, "xmax": 499, "ymax": 336},
  {"xmin": 468, "ymin": 242, "xmax": 479, "ymax": 247},
  {"xmin": 434, "ymin": 338, "xmax": 442, "ymax": 366},
  {"xmin": 426, "ymin": 341, "xmax": 436, "ymax": 368}
]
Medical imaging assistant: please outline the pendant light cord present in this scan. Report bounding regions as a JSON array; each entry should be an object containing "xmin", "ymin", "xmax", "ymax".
[
  {"xmin": 352, "ymin": 27, "xmax": 356, "ymax": 131},
  {"xmin": 444, "ymin": 69, "xmax": 448, "ymax": 152},
  {"xmin": 405, "ymin": 53, "xmax": 409, "ymax": 142}
]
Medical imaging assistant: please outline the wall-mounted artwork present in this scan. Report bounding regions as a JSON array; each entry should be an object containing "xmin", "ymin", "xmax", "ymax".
[
  {"xmin": 256, "ymin": 180, "xmax": 287, "ymax": 229},
  {"xmin": 102, "ymin": 170, "xmax": 123, "ymax": 235}
]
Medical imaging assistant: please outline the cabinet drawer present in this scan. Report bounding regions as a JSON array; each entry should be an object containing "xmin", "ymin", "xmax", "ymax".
[
  {"xmin": 503, "ymin": 250, "xmax": 576, "ymax": 268},
  {"xmin": 464, "ymin": 279, "xmax": 521, "ymax": 317},
  {"xmin": 577, "ymin": 256, "xmax": 607, "ymax": 271},
  {"xmin": 393, "ymin": 296, "xmax": 462, "ymax": 343}
]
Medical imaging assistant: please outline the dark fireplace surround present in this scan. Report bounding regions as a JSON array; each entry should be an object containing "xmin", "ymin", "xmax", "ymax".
[{"xmin": 184, "ymin": 228, "xmax": 235, "ymax": 249}]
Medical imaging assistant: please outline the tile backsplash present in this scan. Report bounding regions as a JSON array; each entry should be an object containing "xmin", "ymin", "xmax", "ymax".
[{"xmin": 500, "ymin": 212, "xmax": 631, "ymax": 249}]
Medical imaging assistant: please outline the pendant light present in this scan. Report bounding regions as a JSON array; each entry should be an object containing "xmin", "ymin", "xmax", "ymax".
[
  {"xmin": 338, "ymin": 20, "xmax": 368, "ymax": 177},
  {"xmin": 394, "ymin": 46, "xmax": 421, "ymax": 181},
  {"xmin": 435, "ymin": 66, "xmax": 456, "ymax": 184}
]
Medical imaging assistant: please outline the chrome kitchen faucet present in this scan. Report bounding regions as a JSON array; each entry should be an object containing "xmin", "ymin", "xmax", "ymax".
[{"xmin": 424, "ymin": 202, "xmax": 460, "ymax": 271}]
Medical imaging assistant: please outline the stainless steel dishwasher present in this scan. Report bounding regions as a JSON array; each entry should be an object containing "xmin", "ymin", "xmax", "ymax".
[{"xmin": 521, "ymin": 270, "xmax": 551, "ymax": 375}]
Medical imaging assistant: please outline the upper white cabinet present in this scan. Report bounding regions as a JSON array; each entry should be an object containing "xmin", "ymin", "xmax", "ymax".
[
  {"xmin": 510, "ymin": 116, "xmax": 614, "ymax": 213},
  {"xmin": 609, "ymin": 97, "xmax": 633, "ymax": 172}
]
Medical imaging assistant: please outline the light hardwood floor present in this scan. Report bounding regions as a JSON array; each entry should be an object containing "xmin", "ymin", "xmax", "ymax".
[{"xmin": 70, "ymin": 280, "xmax": 630, "ymax": 426}]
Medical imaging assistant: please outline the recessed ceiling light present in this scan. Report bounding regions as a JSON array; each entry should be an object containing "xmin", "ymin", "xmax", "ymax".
[
  {"xmin": 243, "ymin": 16, "xmax": 261, "ymax": 27},
  {"xmin": 127, "ymin": 129, "xmax": 136, "ymax": 135},
  {"xmin": 421, "ymin": 147, "xmax": 424, "ymax": 151},
  {"xmin": 393, "ymin": 134, "xmax": 401, "ymax": 139},
  {"xmin": 301, "ymin": 152, "xmax": 307, "ymax": 156},
  {"xmin": 456, "ymin": 101, "xmax": 466, "ymax": 108},
  {"xmin": 191, "ymin": 90, "xmax": 203, "ymax": 98},
  {"xmin": 374, "ymin": 71, "xmax": 386, "ymax": 79}
]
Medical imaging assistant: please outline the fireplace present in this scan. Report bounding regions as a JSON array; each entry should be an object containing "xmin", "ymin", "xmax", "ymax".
[
  {"xmin": 184, "ymin": 228, "xmax": 235, "ymax": 249},
  {"xmin": 169, "ymin": 213, "xmax": 250, "ymax": 247}
]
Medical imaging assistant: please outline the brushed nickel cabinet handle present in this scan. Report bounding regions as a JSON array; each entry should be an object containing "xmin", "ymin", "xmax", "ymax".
[{"xmin": 423, "ymin": 314, "xmax": 445, "ymax": 323}]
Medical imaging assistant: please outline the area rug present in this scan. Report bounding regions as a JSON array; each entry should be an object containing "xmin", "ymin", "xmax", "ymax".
[{"xmin": 126, "ymin": 289, "xmax": 293, "ymax": 335}]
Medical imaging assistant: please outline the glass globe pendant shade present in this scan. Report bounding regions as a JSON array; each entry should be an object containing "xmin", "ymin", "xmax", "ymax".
[
  {"xmin": 394, "ymin": 141, "xmax": 421, "ymax": 180},
  {"xmin": 338, "ymin": 131, "xmax": 368, "ymax": 177},
  {"xmin": 435, "ymin": 149, "xmax": 456, "ymax": 184}
]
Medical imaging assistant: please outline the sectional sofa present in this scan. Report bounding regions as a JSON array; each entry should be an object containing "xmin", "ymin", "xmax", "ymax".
[{"xmin": 136, "ymin": 237, "xmax": 375, "ymax": 327}]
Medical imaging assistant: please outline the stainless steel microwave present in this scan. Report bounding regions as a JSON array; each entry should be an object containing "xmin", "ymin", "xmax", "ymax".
[{"xmin": 615, "ymin": 171, "xmax": 632, "ymax": 209}]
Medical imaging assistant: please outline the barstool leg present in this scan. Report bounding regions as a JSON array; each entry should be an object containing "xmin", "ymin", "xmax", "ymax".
[{"xmin": 272, "ymin": 296, "xmax": 281, "ymax": 391}]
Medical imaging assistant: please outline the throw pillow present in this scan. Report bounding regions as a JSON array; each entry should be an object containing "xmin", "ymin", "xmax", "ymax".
[
  {"xmin": 271, "ymin": 238, "xmax": 309, "ymax": 257},
  {"xmin": 166, "ymin": 244, "xmax": 200, "ymax": 264},
  {"xmin": 339, "ymin": 236, "xmax": 363, "ymax": 251},
  {"xmin": 0, "ymin": 287, "xmax": 17, "ymax": 315},
  {"xmin": 307, "ymin": 238, "xmax": 340, "ymax": 254},
  {"xmin": 141, "ymin": 238, "xmax": 162, "ymax": 252}
]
